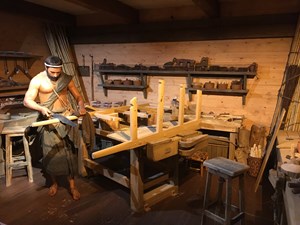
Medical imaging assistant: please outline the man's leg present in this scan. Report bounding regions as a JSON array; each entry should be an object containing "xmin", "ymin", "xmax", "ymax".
[{"xmin": 69, "ymin": 177, "xmax": 80, "ymax": 200}]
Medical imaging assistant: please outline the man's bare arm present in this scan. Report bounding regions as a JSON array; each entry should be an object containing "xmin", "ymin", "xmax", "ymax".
[
  {"xmin": 23, "ymin": 78, "xmax": 52, "ymax": 117},
  {"xmin": 68, "ymin": 80, "xmax": 86, "ymax": 115}
]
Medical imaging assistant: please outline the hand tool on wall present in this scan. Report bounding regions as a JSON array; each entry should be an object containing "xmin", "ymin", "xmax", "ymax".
[
  {"xmin": 3, "ymin": 58, "xmax": 9, "ymax": 75},
  {"xmin": 90, "ymin": 54, "xmax": 94, "ymax": 101},
  {"xmin": 78, "ymin": 54, "xmax": 90, "ymax": 76}
]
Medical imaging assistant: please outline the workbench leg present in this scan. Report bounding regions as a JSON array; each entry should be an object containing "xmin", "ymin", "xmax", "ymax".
[
  {"xmin": 0, "ymin": 138, "xmax": 4, "ymax": 176},
  {"xmin": 23, "ymin": 136, "xmax": 33, "ymax": 183},
  {"xmin": 130, "ymin": 149, "xmax": 144, "ymax": 212},
  {"xmin": 5, "ymin": 135, "xmax": 13, "ymax": 187},
  {"xmin": 229, "ymin": 133, "xmax": 237, "ymax": 160},
  {"xmin": 77, "ymin": 136, "xmax": 89, "ymax": 177}
]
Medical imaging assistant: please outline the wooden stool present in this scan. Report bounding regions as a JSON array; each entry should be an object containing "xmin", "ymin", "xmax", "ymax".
[
  {"xmin": 201, "ymin": 157, "xmax": 249, "ymax": 225},
  {"xmin": 189, "ymin": 151, "xmax": 208, "ymax": 176},
  {"xmin": 2, "ymin": 126, "xmax": 33, "ymax": 187}
]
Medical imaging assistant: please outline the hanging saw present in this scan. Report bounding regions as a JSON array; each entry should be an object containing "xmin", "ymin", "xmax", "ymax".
[{"xmin": 3, "ymin": 57, "xmax": 9, "ymax": 75}]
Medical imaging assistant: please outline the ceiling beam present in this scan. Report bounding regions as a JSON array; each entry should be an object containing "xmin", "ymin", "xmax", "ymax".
[
  {"xmin": 0, "ymin": 0, "xmax": 75, "ymax": 25},
  {"xmin": 192, "ymin": 0, "xmax": 219, "ymax": 17},
  {"xmin": 68, "ymin": 13, "xmax": 298, "ymax": 44},
  {"xmin": 66, "ymin": 0, "xmax": 139, "ymax": 23}
]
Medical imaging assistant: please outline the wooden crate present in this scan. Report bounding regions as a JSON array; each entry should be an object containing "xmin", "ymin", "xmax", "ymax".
[{"xmin": 203, "ymin": 136, "xmax": 229, "ymax": 159}]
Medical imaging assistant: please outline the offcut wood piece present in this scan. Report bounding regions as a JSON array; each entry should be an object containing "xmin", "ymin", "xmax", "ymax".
[{"xmin": 2, "ymin": 126, "xmax": 33, "ymax": 187}]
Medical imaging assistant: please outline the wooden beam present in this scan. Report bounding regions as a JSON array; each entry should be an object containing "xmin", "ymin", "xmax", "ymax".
[
  {"xmin": 192, "ymin": 0, "xmax": 219, "ymax": 17},
  {"xmin": 68, "ymin": 13, "xmax": 298, "ymax": 44},
  {"xmin": 0, "ymin": 0, "xmax": 75, "ymax": 25},
  {"xmin": 66, "ymin": 0, "xmax": 138, "ymax": 23}
]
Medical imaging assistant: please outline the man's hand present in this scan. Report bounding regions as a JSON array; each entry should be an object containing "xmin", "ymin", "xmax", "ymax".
[
  {"xmin": 40, "ymin": 107, "xmax": 52, "ymax": 118},
  {"xmin": 78, "ymin": 107, "xmax": 86, "ymax": 116}
]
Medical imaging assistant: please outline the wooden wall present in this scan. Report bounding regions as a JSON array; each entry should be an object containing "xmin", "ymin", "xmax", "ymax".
[
  {"xmin": 0, "ymin": 12, "xmax": 50, "ymax": 85},
  {"xmin": 0, "ymin": 12, "xmax": 293, "ymax": 130},
  {"xmin": 74, "ymin": 38, "xmax": 291, "ymax": 129}
]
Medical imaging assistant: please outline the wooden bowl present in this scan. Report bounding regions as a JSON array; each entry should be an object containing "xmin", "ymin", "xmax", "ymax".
[
  {"xmin": 123, "ymin": 79, "xmax": 133, "ymax": 85},
  {"xmin": 231, "ymin": 84, "xmax": 242, "ymax": 90},
  {"xmin": 204, "ymin": 82, "xmax": 215, "ymax": 89},
  {"xmin": 113, "ymin": 79, "xmax": 122, "ymax": 85},
  {"xmin": 133, "ymin": 80, "xmax": 142, "ymax": 86},
  {"xmin": 192, "ymin": 83, "xmax": 202, "ymax": 89},
  {"xmin": 217, "ymin": 83, "xmax": 228, "ymax": 90}
]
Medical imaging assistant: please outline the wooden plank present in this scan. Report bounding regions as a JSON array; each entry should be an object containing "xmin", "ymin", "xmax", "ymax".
[
  {"xmin": 254, "ymin": 108, "xmax": 286, "ymax": 192},
  {"xmin": 31, "ymin": 115, "xmax": 78, "ymax": 127},
  {"xmin": 83, "ymin": 158, "xmax": 129, "ymax": 188}
]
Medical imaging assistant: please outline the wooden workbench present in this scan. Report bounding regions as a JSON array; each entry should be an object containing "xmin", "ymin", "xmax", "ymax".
[
  {"xmin": 0, "ymin": 113, "xmax": 38, "ymax": 176},
  {"xmin": 91, "ymin": 116, "xmax": 241, "ymax": 212},
  {"xmin": 269, "ymin": 130, "xmax": 300, "ymax": 225},
  {"xmin": 107, "ymin": 117, "xmax": 242, "ymax": 160}
]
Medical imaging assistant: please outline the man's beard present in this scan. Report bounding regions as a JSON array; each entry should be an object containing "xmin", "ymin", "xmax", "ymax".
[{"xmin": 46, "ymin": 71, "xmax": 61, "ymax": 81}]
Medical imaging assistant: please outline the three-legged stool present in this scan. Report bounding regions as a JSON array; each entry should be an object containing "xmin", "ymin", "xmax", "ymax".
[
  {"xmin": 2, "ymin": 126, "xmax": 33, "ymax": 187},
  {"xmin": 201, "ymin": 157, "xmax": 249, "ymax": 225}
]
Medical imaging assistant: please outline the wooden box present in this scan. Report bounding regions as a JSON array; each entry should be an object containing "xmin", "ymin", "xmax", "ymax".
[
  {"xmin": 147, "ymin": 136, "xmax": 180, "ymax": 161},
  {"xmin": 204, "ymin": 136, "xmax": 229, "ymax": 159}
]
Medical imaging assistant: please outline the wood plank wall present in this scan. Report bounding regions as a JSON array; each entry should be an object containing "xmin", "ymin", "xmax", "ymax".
[
  {"xmin": 0, "ymin": 12, "xmax": 293, "ymax": 130},
  {"xmin": 74, "ymin": 38, "xmax": 292, "ymax": 129},
  {"xmin": 0, "ymin": 12, "xmax": 50, "ymax": 85}
]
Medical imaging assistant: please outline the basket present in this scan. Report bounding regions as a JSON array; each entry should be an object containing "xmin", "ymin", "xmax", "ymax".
[{"xmin": 247, "ymin": 156, "xmax": 262, "ymax": 177}]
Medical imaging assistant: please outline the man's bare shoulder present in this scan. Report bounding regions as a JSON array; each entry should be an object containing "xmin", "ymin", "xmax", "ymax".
[{"xmin": 30, "ymin": 71, "xmax": 46, "ymax": 84}]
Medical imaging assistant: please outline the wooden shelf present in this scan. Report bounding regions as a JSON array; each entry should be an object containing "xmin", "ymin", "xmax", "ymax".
[
  {"xmin": 96, "ymin": 69, "xmax": 256, "ymax": 78},
  {"xmin": 95, "ymin": 67, "xmax": 256, "ymax": 103}
]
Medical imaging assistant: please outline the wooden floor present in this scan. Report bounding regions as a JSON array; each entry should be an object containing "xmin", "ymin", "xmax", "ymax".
[{"xmin": 0, "ymin": 162, "xmax": 275, "ymax": 225}]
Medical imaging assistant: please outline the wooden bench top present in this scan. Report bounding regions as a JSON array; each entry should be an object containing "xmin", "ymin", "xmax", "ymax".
[
  {"xmin": 204, "ymin": 157, "xmax": 249, "ymax": 177},
  {"xmin": 2, "ymin": 126, "xmax": 27, "ymax": 135}
]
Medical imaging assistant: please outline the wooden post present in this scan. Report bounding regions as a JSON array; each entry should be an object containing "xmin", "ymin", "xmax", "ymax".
[
  {"xmin": 156, "ymin": 80, "xmax": 165, "ymax": 133},
  {"xmin": 130, "ymin": 149, "xmax": 144, "ymax": 212},
  {"xmin": 195, "ymin": 90, "xmax": 202, "ymax": 120},
  {"xmin": 130, "ymin": 97, "xmax": 138, "ymax": 141},
  {"xmin": 178, "ymin": 84, "xmax": 186, "ymax": 126}
]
